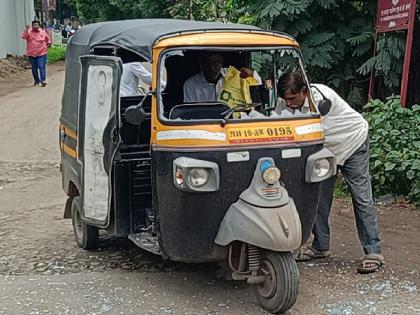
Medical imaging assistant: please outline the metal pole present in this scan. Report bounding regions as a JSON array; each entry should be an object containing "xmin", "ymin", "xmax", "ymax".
[
  {"xmin": 400, "ymin": 0, "xmax": 416, "ymax": 107},
  {"xmin": 189, "ymin": 0, "xmax": 193, "ymax": 20},
  {"xmin": 46, "ymin": 0, "xmax": 50, "ymax": 26},
  {"xmin": 58, "ymin": 0, "xmax": 61, "ymax": 24},
  {"xmin": 45, "ymin": 0, "xmax": 49, "ymax": 26},
  {"xmin": 368, "ymin": 31, "xmax": 379, "ymax": 100},
  {"xmin": 273, "ymin": 52, "xmax": 278, "ymax": 110},
  {"xmin": 40, "ymin": 0, "xmax": 44, "ymax": 25},
  {"xmin": 23, "ymin": 0, "xmax": 27, "ymax": 23}
]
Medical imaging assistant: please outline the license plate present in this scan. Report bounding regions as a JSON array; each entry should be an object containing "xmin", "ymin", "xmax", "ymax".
[{"xmin": 227, "ymin": 126, "xmax": 294, "ymax": 144}]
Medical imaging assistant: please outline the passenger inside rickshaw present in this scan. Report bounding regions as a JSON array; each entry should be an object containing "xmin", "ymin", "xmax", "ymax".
[
  {"xmin": 91, "ymin": 46, "xmax": 156, "ymax": 147},
  {"xmin": 158, "ymin": 48, "xmax": 318, "ymax": 121}
]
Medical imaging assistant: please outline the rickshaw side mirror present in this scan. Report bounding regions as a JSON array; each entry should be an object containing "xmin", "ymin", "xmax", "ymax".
[
  {"xmin": 318, "ymin": 99, "xmax": 331, "ymax": 116},
  {"xmin": 125, "ymin": 105, "xmax": 146, "ymax": 126}
]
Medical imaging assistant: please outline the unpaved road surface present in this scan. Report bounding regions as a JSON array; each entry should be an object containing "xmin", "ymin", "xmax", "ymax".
[{"xmin": 0, "ymin": 64, "xmax": 419, "ymax": 315}]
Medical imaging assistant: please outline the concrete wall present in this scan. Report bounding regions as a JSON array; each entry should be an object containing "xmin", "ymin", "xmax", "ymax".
[{"xmin": 0, "ymin": 0, "xmax": 35, "ymax": 58}]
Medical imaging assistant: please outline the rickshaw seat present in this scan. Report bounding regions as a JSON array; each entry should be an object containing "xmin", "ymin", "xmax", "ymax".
[{"xmin": 169, "ymin": 103, "xmax": 230, "ymax": 120}]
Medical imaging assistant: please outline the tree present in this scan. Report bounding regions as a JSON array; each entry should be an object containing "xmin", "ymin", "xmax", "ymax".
[
  {"xmin": 357, "ymin": 32, "xmax": 406, "ymax": 98},
  {"xmin": 67, "ymin": 0, "xmax": 408, "ymax": 107},
  {"xmin": 72, "ymin": 0, "xmax": 110, "ymax": 22},
  {"xmin": 240, "ymin": 0, "xmax": 378, "ymax": 108},
  {"xmin": 108, "ymin": 0, "xmax": 173, "ymax": 19},
  {"xmin": 72, "ymin": 0, "xmax": 173, "ymax": 23},
  {"xmin": 169, "ymin": 0, "xmax": 250, "ymax": 22}
]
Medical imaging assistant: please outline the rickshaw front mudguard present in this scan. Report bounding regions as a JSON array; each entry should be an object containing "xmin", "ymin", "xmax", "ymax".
[{"xmin": 215, "ymin": 198, "xmax": 302, "ymax": 251}]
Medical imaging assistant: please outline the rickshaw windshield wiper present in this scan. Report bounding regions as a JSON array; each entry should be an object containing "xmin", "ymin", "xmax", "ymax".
[{"xmin": 220, "ymin": 103, "xmax": 254, "ymax": 125}]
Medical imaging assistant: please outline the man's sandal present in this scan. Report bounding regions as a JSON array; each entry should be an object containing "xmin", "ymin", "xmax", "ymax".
[
  {"xmin": 295, "ymin": 247, "xmax": 331, "ymax": 262},
  {"xmin": 357, "ymin": 254, "xmax": 385, "ymax": 274}
]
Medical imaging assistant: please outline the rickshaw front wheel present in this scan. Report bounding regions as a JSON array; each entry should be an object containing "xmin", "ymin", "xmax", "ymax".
[
  {"xmin": 71, "ymin": 196, "xmax": 99, "ymax": 250},
  {"xmin": 254, "ymin": 251, "xmax": 299, "ymax": 314}
]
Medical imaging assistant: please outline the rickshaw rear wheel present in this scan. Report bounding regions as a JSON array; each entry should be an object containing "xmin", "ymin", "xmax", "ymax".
[
  {"xmin": 71, "ymin": 196, "xmax": 99, "ymax": 250},
  {"xmin": 254, "ymin": 251, "xmax": 299, "ymax": 314}
]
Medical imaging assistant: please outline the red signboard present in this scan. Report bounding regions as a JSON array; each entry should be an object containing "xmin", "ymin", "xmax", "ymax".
[
  {"xmin": 371, "ymin": 0, "xmax": 417, "ymax": 107},
  {"xmin": 376, "ymin": 0, "xmax": 415, "ymax": 32}
]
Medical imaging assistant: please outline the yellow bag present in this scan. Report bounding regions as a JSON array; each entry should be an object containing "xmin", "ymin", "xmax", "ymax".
[{"xmin": 218, "ymin": 66, "xmax": 259, "ymax": 108}]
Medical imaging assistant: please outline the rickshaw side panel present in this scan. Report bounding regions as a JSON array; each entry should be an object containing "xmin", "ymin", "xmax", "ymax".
[
  {"xmin": 152, "ymin": 144, "xmax": 322, "ymax": 261},
  {"xmin": 60, "ymin": 120, "xmax": 81, "ymax": 193},
  {"xmin": 60, "ymin": 43, "xmax": 89, "ymax": 199}
]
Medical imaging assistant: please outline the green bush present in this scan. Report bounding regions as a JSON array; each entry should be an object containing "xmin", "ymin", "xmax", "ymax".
[
  {"xmin": 334, "ymin": 177, "xmax": 350, "ymax": 198},
  {"xmin": 363, "ymin": 97, "xmax": 420, "ymax": 205},
  {"xmin": 47, "ymin": 45, "xmax": 66, "ymax": 64}
]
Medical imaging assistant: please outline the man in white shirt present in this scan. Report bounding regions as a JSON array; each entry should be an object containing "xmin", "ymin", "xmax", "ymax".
[
  {"xmin": 183, "ymin": 52, "xmax": 259, "ymax": 103},
  {"xmin": 277, "ymin": 72, "xmax": 384, "ymax": 274},
  {"xmin": 275, "ymin": 97, "xmax": 311, "ymax": 117},
  {"xmin": 120, "ymin": 62, "xmax": 153, "ymax": 97}
]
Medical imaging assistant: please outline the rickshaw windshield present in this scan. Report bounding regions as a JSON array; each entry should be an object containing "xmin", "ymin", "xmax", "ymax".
[{"xmin": 157, "ymin": 47, "xmax": 317, "ymax": 123}]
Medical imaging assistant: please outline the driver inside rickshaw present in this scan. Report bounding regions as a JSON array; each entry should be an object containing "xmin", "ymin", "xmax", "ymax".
[
  {"xmin": 183, "ymin": 52, "xmax": 262, "ymax": 103},
  {"xmin": 160, "ymin": 48, "xmax": 318, "ymax": 120}
]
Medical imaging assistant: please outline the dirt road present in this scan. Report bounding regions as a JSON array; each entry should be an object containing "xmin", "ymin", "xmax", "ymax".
[{"xmin": 0, "ymin": 64, "xmax": 419, "ymax": 315}]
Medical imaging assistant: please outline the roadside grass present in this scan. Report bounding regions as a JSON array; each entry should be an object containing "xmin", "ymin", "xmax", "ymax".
[
  {"xmin": 47, "ymin": 45, "xmax": 66, "ymax": 64},
  {"xmin": 334, "ymin": 176, "xmax": 351, "ymax": 198}
]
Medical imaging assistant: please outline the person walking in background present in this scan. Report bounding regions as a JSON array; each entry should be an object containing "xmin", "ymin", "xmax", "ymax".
[{"xmin": 20, "ymin": 20, "xmax": 51, "ymax": 87}]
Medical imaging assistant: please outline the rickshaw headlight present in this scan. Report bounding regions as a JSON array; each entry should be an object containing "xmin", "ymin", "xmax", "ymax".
[
  {"xmin": 259, "ymin": 159, "xmax": 281, "ymax": 184},
  {"xmin": 187, "ymin": 168, "xmax": 209, "ymax": 187},
  {"xmin": 312, "ymin": 159, "xmax": 331, "ymax": 178},
  {"xmin": 173, "ymin": 157, "xmax": 219, "ymax": 192},
  {"xmin": 262, "ymin": 166, "xmax": 281, "ymax": 185},
  {"xmin": 305, "ymin": 148, "xmax": 337, "ymax": 183}
]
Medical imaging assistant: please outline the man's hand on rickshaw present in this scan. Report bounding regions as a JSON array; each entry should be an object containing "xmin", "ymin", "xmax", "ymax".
[{"xmin": 239, "ymin": 67, "xmax": 254, "ymax": 78}]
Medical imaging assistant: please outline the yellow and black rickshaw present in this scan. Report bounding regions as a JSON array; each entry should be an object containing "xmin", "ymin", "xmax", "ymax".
[{"xmin": 59, "ymin": 19, "xmax": 336, "ymax": 313}]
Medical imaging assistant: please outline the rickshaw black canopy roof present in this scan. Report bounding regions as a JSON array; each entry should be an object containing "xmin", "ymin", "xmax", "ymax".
[
  {"xmin": 62, "ymin": 19, "xmax": 291, "ymax": 124},
  {"xmin": 68, "ymin": 19, "xmax": 262, "ymax": 62}
]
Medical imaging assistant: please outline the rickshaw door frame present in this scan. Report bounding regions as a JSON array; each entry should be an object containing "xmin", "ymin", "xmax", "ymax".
[{"xmin": 77, "ymin": 55, "xmax": 122, "ymax": 227}]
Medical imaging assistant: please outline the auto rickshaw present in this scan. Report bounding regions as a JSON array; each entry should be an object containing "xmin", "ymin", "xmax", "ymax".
[{"xmin": 59, "ymin": 19, "xmax": 336, "ymax": 314}]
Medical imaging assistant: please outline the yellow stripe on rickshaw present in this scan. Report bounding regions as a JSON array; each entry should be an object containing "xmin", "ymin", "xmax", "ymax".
[
  {"xmin": 59, "ymin": 123, "xmax": 77, "ymax": 140},
  {"xmin": 62, "ymin": 142, "xmax": 77, "ymax": 158},
  {"xmin": 151, "ymin": 119, "xmax": 324, "ymax": 147}
]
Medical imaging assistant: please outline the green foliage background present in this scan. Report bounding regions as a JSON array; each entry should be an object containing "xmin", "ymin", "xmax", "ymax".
[
  {"xmin": 47, "ymin": 45, "xmax": 67, "ymax": 64},
  {"xmin": 64, "ymin": 0, "xmax": 410, "ymax": 108},
  {"xmin": 63, "ymin": 0, "xmax": 173, "ymax": 21},
  {"xmin": 62, "ymin": 0, "xmax": 419, "ymax": 204},
  {"xmin": 364, "ymin": 97, "xmax": 420, "ymax": 205}
]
